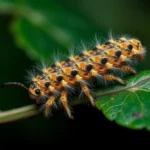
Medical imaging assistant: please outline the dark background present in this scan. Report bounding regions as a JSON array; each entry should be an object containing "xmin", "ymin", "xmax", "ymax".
[{"xmin": 0, "ymin": 0, "xmax": 150, "ymax": 147}]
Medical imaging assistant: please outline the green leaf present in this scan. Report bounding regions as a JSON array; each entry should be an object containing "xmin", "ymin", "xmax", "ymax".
[
  {"xmin": 0, "ymin": 0, "xmax": 104, "ymax": 61},
  {"xmin": 95, "ymin": 70, "xmax": 150, "ymax": 130}
]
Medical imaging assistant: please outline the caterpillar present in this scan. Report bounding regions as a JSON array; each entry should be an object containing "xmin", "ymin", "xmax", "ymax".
[{"xmin": 1, "ymin": 35, "xmax": 146, "ymax": 119}]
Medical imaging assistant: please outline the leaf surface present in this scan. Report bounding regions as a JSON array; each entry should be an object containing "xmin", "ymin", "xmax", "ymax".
[{"xmin": 95, "ymin": 70, "xmax": 150, "ymax": 130}]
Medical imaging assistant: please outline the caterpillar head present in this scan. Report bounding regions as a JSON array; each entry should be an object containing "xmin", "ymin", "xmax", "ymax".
[
  {"xmin": 1, "ymin": 81, "xmax": 42, "ymax": 104},
  {"xmin": 28, "ymin": 81, "xmax": 42, "ymax": 101}
]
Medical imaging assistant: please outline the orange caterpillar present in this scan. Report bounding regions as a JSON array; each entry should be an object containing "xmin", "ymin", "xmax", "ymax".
[{"xmin": 1, "ymin": 35, "xmax": 146, "ymax": 119}]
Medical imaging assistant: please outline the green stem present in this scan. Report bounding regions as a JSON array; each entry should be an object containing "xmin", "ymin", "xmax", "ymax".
[
  {"xmin": 0, "ymin": 98, "xmax": 84, "ymax": 124},
  {"xmin": 0, "ymin": 104, "xmax": 39, "ymax": 124}
]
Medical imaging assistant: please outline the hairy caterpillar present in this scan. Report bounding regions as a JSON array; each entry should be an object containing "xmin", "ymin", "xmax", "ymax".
[{"xmin": 1, "ymin": 34, "xmax": 146, "ymax": 119}]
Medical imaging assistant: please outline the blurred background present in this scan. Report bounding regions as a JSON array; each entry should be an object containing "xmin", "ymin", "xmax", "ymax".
[{"xmin": 0, "ymin": 0, "xmax": 150, "ymax": 147}]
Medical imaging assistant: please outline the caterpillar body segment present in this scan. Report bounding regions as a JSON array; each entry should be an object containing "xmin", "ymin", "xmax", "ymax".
[{"xmin": 1, "ymin": 36, "xmax": 146, "ymax": 119}]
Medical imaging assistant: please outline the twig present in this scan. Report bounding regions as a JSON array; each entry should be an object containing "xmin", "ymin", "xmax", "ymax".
[
  {"xmin": 0, "ymin": 104, "xmax": 39, "ymax": 124},
  {"xmin": 0, "ymin": 98, "xmax": 84, "ymax": 124}
]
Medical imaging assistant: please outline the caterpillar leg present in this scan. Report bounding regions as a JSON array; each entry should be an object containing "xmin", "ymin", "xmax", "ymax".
[
  {"xmin": 44, "ymin": 95, "xmax": 56, "ymax": 117},
  {"xmin": 60, "ymin": 88, "xmax": 73, "ymax": 119},
  {"xmin": 120, "ymin": 65, "xmax": 136, "ymax": 74},
  {"xmin": 103, "ymin": 74, "xmax": 127, "ymax": 85},
  {"xmin": 80, "ymin": 82, "xmax": 95, "ymax": 106}
]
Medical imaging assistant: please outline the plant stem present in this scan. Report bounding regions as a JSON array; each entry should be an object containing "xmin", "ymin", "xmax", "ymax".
[
  {"xmin": 0, "ymin": 98, "xmax": 84, "ymax": 124},
  {"xmin": 0, "ymin": 104, "xmax": 39, "ymax": 124}
]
